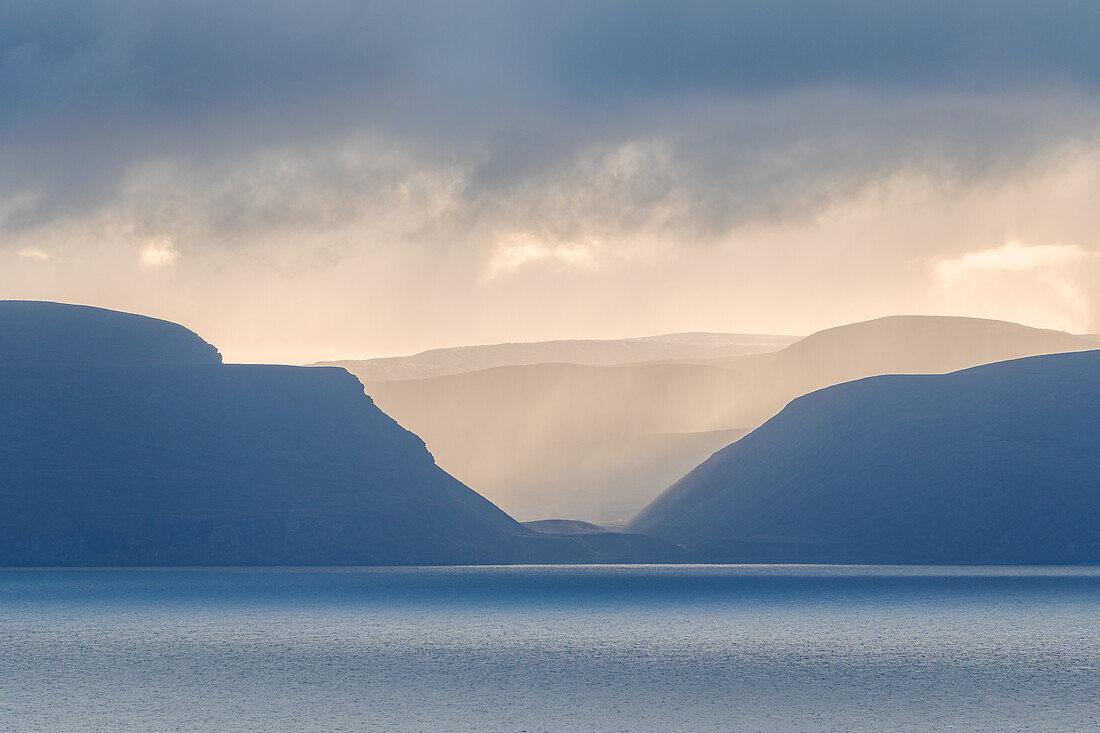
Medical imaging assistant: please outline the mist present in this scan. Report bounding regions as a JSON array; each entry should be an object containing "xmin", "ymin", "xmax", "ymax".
[{"xmin": 341, "ymin": 317, "xmax": 1097, "ymax": 520}]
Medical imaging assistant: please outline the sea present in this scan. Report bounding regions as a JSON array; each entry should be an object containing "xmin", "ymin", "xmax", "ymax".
[{"xmin": 1, "ymin": 565, "xmax": 1098, "ymax": 732}]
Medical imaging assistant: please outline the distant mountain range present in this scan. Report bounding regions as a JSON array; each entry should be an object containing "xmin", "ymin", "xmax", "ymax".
[
  {"xmin": 0, "ymin": 301, "xmax": 655, "ymax": 565},
  {"xmin": 314, "ymin": 332, "xmax": 797, "ymax": 382},
  {"xmin": 630, "ymin": 350, "xmax": 1100, "ymax": 563},
  {"xmin": 340, "ymin": 316, "xmax": 1096, "ymax": 521}
]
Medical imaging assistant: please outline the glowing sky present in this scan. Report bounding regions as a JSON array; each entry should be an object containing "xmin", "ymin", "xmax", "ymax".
[{"xmin": 3, "ymin": 1, "xmax": 1099, "ymax": 363}]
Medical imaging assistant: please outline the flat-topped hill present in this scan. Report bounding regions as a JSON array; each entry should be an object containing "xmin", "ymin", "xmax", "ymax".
[
  {"xmin": 0, "ymin": 301, "xmax": 595, "ymax": 565},
  {"xmin": 0, "ymin": 301, "xmax": 221, "ymax": 368}
]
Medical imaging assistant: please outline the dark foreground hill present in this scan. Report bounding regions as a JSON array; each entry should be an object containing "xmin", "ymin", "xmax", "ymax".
[
  {"xmin": 0, "ymin": 301, "xmax": 609, "ymax": 565},
  {"xmin": 631, "ymin": 350, "xmax": 1100, "ymax": 564},
  {"xmin": 0, "ymin": 300, "xmax": 221, "ymax": 368}
]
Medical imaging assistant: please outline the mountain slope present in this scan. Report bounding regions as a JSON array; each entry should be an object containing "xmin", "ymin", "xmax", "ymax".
[
  {"xmin": 630, "ymin": 350, "xmax": 1100, "ymax": 563},
  {"xmin": 355, "ymin": 316, "xmax": 1096, "ymax": 521},
  {"xmin": 0, "ymin": 301, "xmax": 594, "ymax": 565},
  {"xmin": 0, "ymin": 300, "xmax": 221, "ymax": 368},
  {"xmin": 316, "ymin": 332, "xmax": 796, "ymax": 382}
]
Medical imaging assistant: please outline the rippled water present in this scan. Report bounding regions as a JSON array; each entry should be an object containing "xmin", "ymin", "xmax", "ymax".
[{"xmin": 1, "ymin": 565, "xmax": 1098, "ymax": 731}]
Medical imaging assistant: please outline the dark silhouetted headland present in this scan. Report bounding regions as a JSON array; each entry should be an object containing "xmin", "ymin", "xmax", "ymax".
[
  {"xmin": 0, "ymin": 300, "xmax": 222, "ymax": 368},
  {"xmin": 631, "ymin": 350, "xmax": 1100, "ymax": 564},
  {"xmin": 0, "ymin": 301, "xmax": 615, "ymax": 565}
]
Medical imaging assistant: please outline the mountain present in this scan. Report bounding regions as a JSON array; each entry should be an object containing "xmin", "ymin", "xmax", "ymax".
[
  {"xmin": 0, "ymin": 300, "xmax": 221, "ymax": 368},
  {"xmin": 314, "ymin": 332, "xmax": 796, "ymax": 382},
  {"xmin": 0, "ymin": 301, "xmax": 602, "ymax": 565},
  {"xmin": 631, "ymin": 350, "xmax": 1100, "ymax": 564},
  {"xmin": 351, "ymin": 316, "xmax": 1096, "ymax": 521},
  {"xmin": 711, "ymin": 314, "xmax": 1098, "ymax": 383}
]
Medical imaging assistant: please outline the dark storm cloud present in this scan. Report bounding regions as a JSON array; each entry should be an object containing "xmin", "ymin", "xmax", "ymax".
[
  {"xmin": 2, "ymin": 0, "xmax": 1100, "ymax": 233},
  {"xmin": 9, "ymin": 1, "xmax": 1098, "ymax": 116},
  {"xmin": 547, "ymin": 1, "xmax": 1100, "ymax": 96}
]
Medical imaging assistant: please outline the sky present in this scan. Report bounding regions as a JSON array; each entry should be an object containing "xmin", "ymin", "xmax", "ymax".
[{"xmin": 2, "ymin": 0, "xmax": 1099, "ymax": 363}]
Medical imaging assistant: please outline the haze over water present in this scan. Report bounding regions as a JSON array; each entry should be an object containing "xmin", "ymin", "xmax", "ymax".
[{"xmin": 2, "ymin": 565, "xmax": 1098, "ymax": 732}]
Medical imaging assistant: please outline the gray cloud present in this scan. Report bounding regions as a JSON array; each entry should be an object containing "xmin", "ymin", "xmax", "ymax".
[
  {"xmin": 2, "ymin": 1, "xmax": 1100, "ymax": 359},
  {"xmin": 4, "ymin": 1, "xmax": 1100, "ymax": 225}
]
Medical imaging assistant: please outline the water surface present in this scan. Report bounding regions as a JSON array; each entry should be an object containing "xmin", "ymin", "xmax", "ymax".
[{"xmin": 1, "ymin": 565, "xmax": 1098, "ymax": 731}]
